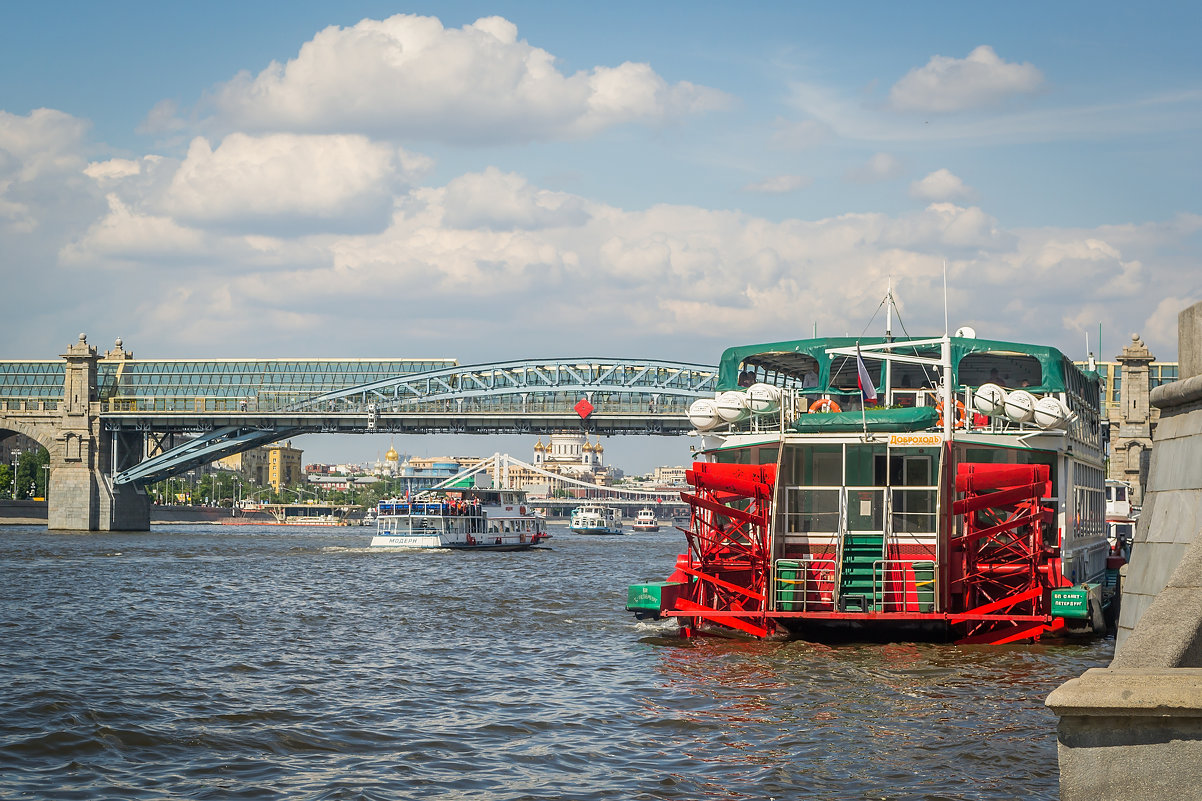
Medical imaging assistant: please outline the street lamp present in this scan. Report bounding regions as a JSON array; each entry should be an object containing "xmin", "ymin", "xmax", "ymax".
[{"xmin": 11, "ymin": 451, "xmax": 21, "ymax": 500}]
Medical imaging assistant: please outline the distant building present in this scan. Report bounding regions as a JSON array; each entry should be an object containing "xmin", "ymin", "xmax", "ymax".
[
  {"xmin": 531, "ymin": 432, "xmax": 613, "ymax": 492},
  {"xmin": 371, "ymin": 442, "xmax": 404, "ymax": 477},
  {"xmin": 216, "ymin": 440, "xmax": 304, "ymax": 491},
  {"xmin": 1078, "ymin": 335, "xmax": 1179, "ymax": 507},
  {"xmin": 267, "ymin": 442, "xmax": 303, "ymax": 491},
  {"xmin": 652, "ymin": 465, "xmax": 688, "ymax": 486}
]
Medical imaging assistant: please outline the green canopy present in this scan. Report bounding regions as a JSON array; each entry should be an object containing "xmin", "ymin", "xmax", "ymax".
[
  {"xmin": 718, "ymin": 335, "xmax": 1090, "ymax": 398},
  {"xmin": 789, "ymin": 406, "xmax": 940, "ymax": 433}
]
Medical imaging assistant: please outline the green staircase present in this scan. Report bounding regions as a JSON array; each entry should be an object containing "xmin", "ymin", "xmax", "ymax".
[{"xmin": 837, "ymin": 533, "xmax": 885, "ymax": 612}]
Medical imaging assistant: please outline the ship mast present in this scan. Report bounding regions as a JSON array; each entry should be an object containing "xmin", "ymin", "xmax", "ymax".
[{"xmin": 884, "ymin": 279, "xmax": 894, "ymax": 401}]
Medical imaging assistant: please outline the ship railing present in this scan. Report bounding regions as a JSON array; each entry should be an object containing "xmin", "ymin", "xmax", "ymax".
[
  {"xmin": 377, "ymin": 501, "xmax": 483, "ymax": 517},
  {"xmin": 870, "ymin": 559, "xmax": 937, "ymax": 613},
  {"xmin": 773, "ymin": 557, "xmax": 837, "ymax": 612}
]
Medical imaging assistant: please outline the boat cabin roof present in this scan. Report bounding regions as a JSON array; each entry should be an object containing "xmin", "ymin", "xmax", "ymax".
[{"xmin": 719, "ymin": 335, "xmax": 1097, "ymax": 402}]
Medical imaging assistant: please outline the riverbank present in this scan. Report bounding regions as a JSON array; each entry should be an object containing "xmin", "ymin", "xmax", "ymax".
[{"xmin": 0, "ymin": 501, "xmax": 276, "ymax": 526}]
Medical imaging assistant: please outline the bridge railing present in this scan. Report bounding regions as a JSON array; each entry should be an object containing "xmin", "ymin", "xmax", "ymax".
[
  {"xmin": 1, "ymin": 399, "xmax": 59, "ymax": 412},
  {"xmin": 97, "ymin": 392, "xmax": 696, "ymax": 416}
]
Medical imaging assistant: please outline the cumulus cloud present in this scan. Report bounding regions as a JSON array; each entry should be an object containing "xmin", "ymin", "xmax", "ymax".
[
  {"xmin": 910, "ymin": 169, "xmax": 974, "ymax": 202},
  {"xmin": 0, "ymin": 108, "xmax": 95, "ymax": 232},
  {"xmin": 61, "ymin": 193, "xmax": 205, "ymax": 265},
  {"xmin": 889, "ymin": 45, "xmax": 1043, "ymax": 112},
  {"xmin": 164, "ymin": 133, "xmax": 420, "ymax": 234},
  {"xmin": 846, "ymin": 152, "xmax": 904, "ymax": 183},
  {"xmin": 440, "ymin": 167, "xmax": 589, "ymax": 230},
  {"xmin": 204, "ymin": 14, "xmax": 730, "ymax": 144},
  {"xmin": 4, "ymin": 108, "xmax": 1197, "ymax": 363},
  {"xmin": 743, "ymin": 175, "xmax": 812, "ymax": 194}
]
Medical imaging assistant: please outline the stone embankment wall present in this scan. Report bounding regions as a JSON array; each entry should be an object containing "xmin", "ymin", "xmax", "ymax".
[{"xmin": 1047, "ymin": 302, "xmax": 1202, "ymax": 800}]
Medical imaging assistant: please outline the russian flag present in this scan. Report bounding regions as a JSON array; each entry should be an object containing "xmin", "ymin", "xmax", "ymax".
[{"xmin": 856, "ymin": 345, "xmax": 878, "ymax": 404}]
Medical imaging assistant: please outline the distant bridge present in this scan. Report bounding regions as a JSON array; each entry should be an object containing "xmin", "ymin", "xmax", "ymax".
[{"xmin": 0, "ymin": 335, "xmax": 717, "ymax": 530}]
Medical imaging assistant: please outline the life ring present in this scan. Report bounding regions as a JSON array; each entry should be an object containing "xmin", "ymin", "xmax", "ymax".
[
  {"xmin": 808, "ymin": 398, "xmax": 842, "ymax": 414},
  {"xmin": 936, "ymin": 398, "xmax": 967, "ymax": 428}
]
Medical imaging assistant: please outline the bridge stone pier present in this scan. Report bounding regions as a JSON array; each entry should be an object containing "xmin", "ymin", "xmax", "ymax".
[{"xmin": 7, "ymin": 335, "xmax": 149, "ymax": 531}]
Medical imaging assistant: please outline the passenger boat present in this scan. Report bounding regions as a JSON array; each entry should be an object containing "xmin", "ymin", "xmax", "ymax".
[
  {"xmin": 371, "ymin": 488, "xmax": 549, "ymax": 550},
  {"xmin": 1105, "ymin": 479, "xmax": 1137, "ymax": 561},
  {"xmin": 631, "ymin": 508, "xmax": 661, "ymax": 532},
  {"xmin": 626, "ymin": 316, "xmax": 1120, "ymax": 644},
  {"xmin": 569, "ymin": 504, "xmax": 624, "ymax": 535}
]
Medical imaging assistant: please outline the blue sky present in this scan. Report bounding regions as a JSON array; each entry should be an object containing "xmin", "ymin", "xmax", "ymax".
[{"xmin": 2, "ymin": 2, "xmax": 1200, "ymax": 470}]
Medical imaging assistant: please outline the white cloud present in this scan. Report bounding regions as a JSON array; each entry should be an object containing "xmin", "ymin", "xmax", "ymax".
[
  {"xmin": 0, "ymin": 108, "xmax": 95, "ymax": 232},
  {"xmin": 743, "ymin": 175, "xmax": 811, "ymax": 194},
  {"xmin": 84, "ymin": 158, "xmax": 143, "ymax": 183},
  {"xmin": 204, "ymin": 14, "xmax": 730, "ymax": 144},
  {"xmin": 770, "ymin": 118, "xmax": 831, "ymax": 149},
  {"xmin": 61, "ymin": 193, "xmax": 205, "ymax": 264},
  {"xmin": 846, "ymin": 152, "xmax": 904, "ymax": 183},
  {"xmin": 910, "ymin": 169, "xmax": 974, "ymax": 202},
  {"xmin": 440, "ymin": 167, "xmax": 589, "ymax": 230},
  {"xmin": 164, "ymin": 133, "xmax": 413, "ymax": 234},
  {"xmin": 889, "ymin": 45, "xmax": 1043, "ymax": 113}
]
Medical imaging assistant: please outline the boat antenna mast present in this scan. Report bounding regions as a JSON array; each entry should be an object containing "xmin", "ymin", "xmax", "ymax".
[{"xmin": 941, "ymin": 259, "xmax": 953, "ymax": 438}]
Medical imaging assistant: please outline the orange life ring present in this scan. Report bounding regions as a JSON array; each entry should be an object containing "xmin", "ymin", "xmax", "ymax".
[
  {"xmin": 936, "ymin": 398, "xmax": 967, "ymax": 428},
  {"xmin": 808, "ymin": 398, "xmax": 842, "ymax": 414}
]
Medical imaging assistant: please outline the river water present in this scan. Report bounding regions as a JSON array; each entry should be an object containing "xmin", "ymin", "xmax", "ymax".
[{"xmin": 0, "ymin": 523, "xmax": 1110, "ymax": 800}]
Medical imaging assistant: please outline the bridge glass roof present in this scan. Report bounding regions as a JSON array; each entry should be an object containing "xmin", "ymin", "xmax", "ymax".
[{"xmin": 0, "ymin": 359, "xmax": 457, "ymax": 400}]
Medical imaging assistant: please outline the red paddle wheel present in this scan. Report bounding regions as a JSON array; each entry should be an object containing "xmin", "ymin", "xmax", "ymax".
[
  {"xmin": 949, "ymin": 463, "xmax": 1062, "ymax": 644},
  {"xmin": 671, "ymin": 462, "xmax": 777, "ymax": 638}
]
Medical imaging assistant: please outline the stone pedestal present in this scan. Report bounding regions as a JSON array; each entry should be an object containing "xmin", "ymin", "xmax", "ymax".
[
  {"xmin": 1049, "ymin": 301, "xmax": 1202, "ymax": 798},
  {"xmin": 1048, "ymin": 669, "xmax": 1202, "ymax": 800}
]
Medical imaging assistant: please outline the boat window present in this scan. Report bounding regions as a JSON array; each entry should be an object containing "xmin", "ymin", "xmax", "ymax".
[
  {"xmin": 891, "ymin": 487, "xmax": 937, "ymax": 534},
  {"xmin": 782, "ymin": 487, "xmax": 840, "ymax": 534},
  {"xmin": 958, "ymin": 353, "xmax": 1043, "ymax": 389},
  {"xmin": 888, "ymin": 450, "xmax": 937, "ymax": 487},
  {"xmin": 830, "ymin": 355, "xmax": 879, "ymax": 394},
  {"xmin": 781, "ymin": 444, "xmax": 841, "ymax": 487},
  {"xmin": 715, "ymin": 448, "xmax": 751, "ymax": 465},
  {"xmin": 845, "ymin": 444, "xmax": 887, "ymax": 487}
]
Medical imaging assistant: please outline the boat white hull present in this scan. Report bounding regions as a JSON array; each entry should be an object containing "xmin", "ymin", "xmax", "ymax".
[
  {"xmin": 568, "ymin": 525, "xmax": 624, "ymax": 535},
  {"xmin": 370, "ymin": 532, "xmax": 543, "ymax": 550}
]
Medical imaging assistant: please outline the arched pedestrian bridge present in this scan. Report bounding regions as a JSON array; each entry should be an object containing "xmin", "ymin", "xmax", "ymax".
[{"xmin": 0, "ymin": 335, "xmax": 716, "ymax": 530}]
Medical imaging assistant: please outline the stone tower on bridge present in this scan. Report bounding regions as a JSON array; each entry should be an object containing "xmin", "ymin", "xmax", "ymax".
[
  {"xmin": 1108, "ymin": 333, "xmax": 1156, "ymax": 507},
  {"xmin": 7, "ymin": 334, "xmax": 150, "ymax": 531}
]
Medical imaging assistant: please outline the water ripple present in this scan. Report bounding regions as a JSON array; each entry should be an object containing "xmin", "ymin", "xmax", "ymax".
[{"xmin": 0, "ymin": 525, "xmax": 1109, "ymax": 799}]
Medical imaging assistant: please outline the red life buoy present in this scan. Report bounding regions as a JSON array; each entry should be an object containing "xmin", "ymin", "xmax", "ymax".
[{"xmin": 808, "ymin": 398, "xmax": 842, "ymax": 414}]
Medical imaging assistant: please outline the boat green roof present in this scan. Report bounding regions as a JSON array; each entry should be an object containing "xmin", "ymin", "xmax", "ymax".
[
  {"xmin": 789, "ymin": 406, "xmax": 940, "ymax": 433},
  {"xmin": 717, "ymin": 335, "xmax": 1091, "ymax": 396}
]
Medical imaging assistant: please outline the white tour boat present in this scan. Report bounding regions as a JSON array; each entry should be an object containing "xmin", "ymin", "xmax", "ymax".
[
  {"xmin": 569, "ymin": 504, "xmax": 624, "ymax": 535},
  {"xmin": 1105, "ymin": 479, "xmax": 1137, "ymax": 560},
  {"xmin": 631, "ymin": 508, "xmax": 661, "ymax": 532},
  {"xmin": 371, "ymin": 488, "xmax": 549, "ymax": 550}
]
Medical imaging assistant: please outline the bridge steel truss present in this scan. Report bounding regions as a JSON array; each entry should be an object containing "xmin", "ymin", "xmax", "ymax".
[{"xmin": 98, "ymin": 358, "xmax": 717, "ymax": 486}]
